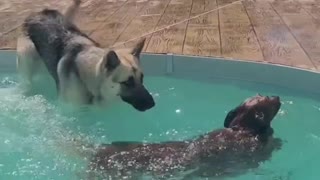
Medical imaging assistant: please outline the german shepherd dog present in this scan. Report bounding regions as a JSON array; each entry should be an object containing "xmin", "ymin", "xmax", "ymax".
[
  {"xmin": 16, "ymin": 0, "xmax": 155, "ymax": 111},
  {"xmin": 85, "ymin": 95, "xmax": 282, "ymax": 179}
]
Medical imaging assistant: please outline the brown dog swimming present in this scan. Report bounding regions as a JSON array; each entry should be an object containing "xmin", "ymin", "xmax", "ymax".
[{"xmin": 87, "ymin": 95, "xmax": 282, "ymax": 179}]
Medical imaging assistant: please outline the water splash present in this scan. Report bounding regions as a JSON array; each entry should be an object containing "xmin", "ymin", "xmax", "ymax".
[{"xmin": 0, "ymin": 80, "xmax": 90, "ymax": 178}]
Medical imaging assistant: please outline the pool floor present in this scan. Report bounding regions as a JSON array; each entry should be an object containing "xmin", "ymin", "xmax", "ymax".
[{"xmin": 1, "ymin": 73, "xmax": 320, "ymax": 179}]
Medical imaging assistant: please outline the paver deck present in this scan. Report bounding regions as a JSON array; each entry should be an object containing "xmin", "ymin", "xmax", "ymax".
[{"xmin": 0, "ymin": 0, "xmax": 319, "ymax": 71}]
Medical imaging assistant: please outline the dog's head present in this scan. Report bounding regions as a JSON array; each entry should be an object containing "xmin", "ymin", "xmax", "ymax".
[
  {"xmin": 97, "ymin": 38, "xmax": 155, "ymax": 111},
  {"xmin": 224, "ymin": 95, "xmax": 281, "ymax": 135}
]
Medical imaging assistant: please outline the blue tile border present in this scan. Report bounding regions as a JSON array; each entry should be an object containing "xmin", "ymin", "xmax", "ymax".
[
  {"xmin": 140, "ymin": 53, "xmax": 167, "ymax": 76},
  {"xmin": 0, "ymin": 50, "xmax": 17, "ymax": 72},
  {"xmin": 171, "ymin": 54, "xmax": 320, "ymax": 93},
  {"xmin": 2, "ymin": 51, "xmax": 320, "ymax": 94}
]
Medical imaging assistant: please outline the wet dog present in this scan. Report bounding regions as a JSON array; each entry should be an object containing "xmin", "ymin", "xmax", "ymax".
[
  {"xmin": 16, "ymin": 0, "xmax": 155, "ymax": 111},
  {"xmin": 87, "ymin": 95, "xmax": 282, "ymax": 179}
]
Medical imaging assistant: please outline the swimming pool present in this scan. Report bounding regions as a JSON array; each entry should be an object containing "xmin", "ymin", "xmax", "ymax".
[{"xmin": 1, "ymin": 51, "xmax": 320, "ymax": 179}]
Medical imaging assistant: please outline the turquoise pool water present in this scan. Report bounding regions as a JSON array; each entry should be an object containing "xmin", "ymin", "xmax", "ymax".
[{"xmin": 1, "ymin": 73, "xmax": 320, "ymax": 180}]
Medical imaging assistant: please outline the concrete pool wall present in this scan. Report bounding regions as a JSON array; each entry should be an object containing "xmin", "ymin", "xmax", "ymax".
[{"xmin": 1, "ymin": 50, "xmax": 320, "ymax": 96}]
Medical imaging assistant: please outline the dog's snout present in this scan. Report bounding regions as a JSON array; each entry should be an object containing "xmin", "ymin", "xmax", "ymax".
[
  {"xmin": 148, "ymin": 96, "xmax": 155, "ymax": 107},
  {"xmin": 270, "ymin": 96, "xmax": 280, "ymax": 101},
  {"xmin": 140, "ymin": 96, "xmax": 155, "ymax": 111},
  {"xmin": 120, "ymin": 85, "xmax": 155, "ymax": 111},
  {"xmin": 133, "ymin": 98, "xmax": 155, "ymax": 112}
]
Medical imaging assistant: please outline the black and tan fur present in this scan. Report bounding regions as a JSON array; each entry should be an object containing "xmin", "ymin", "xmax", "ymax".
[{"xmin": 16, "ymin": 0, "xmax": 155, "ymax": 111}]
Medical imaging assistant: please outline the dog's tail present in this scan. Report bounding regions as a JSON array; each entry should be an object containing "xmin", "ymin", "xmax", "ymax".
[{"xmin": 64, "ymin": 0, "xmax": 82, "ymax": 22}]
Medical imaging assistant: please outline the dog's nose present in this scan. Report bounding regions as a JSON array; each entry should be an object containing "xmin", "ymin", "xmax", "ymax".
[
  {"xmin": 271, "ymin": 96, "xmax": 280, "ymax": 101},
  {"xmin": 145, "ymin": 97, "xmax": 155, "ymax": 107},
  {"xmin": 138, "ymin": 97, "xmax": 155, "ymax": 111},
  {"xmin": 149, "ymin": 99, "xmax": 155, "ymax": 108},
  {"xmin": 138, "ymin": 102, "xmax": 155, "ymax": 112}
]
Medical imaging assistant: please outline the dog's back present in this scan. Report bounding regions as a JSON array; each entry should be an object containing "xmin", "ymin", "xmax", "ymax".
[
  {"xmin": 22, "ymin": 9, "xmax": 98, "ymax": 83},
  {"xmin": 90, "ymin": 130, "xmax": 281, "ymax": 178}
]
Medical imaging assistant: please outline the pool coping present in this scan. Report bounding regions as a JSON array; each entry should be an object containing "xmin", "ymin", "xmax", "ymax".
[{"xmin": 1, "ymin": 50, "xmax": 320, "ymax": 95}]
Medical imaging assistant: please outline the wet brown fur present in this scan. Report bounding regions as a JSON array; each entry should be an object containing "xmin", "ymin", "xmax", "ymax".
[{"xmin": 88, "ymin": 95, "xmax": 282, "ymax": 179}]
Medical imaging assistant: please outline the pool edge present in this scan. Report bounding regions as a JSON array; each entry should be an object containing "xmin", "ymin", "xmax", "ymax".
[{"xmin": 1, "ymin": 50, "xmax": 320, "ymax": 95}]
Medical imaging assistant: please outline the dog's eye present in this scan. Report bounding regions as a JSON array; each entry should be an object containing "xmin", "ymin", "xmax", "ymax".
[
  {"xmin": 121, "ymin": 76, "xmax": 135, "ymax": 87},
  {"xmin": 255, "ymin": 111, "xmax": 264, "ymax": 120}
]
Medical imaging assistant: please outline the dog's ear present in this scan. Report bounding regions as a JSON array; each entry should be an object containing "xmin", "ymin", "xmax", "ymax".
[
  {"xmin": 131, "ymin": 38, "xmax": 146, "ymax": 59},
  {"xmin": 224, "ymin": 107, "xmax": 240, "ymax": 128},
  {"xmin": 104, "ymin": 50, "xmax": 120, "ymax": 71}
]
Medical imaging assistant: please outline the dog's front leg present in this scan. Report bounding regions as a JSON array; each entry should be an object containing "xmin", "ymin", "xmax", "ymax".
[
  {"xmin": 57, "ymin": 45, "xmax": 92, "ymax": 104},
  {"xmin": 16, "ymin": 36, "xmax": 42, "ymax": 88}
]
